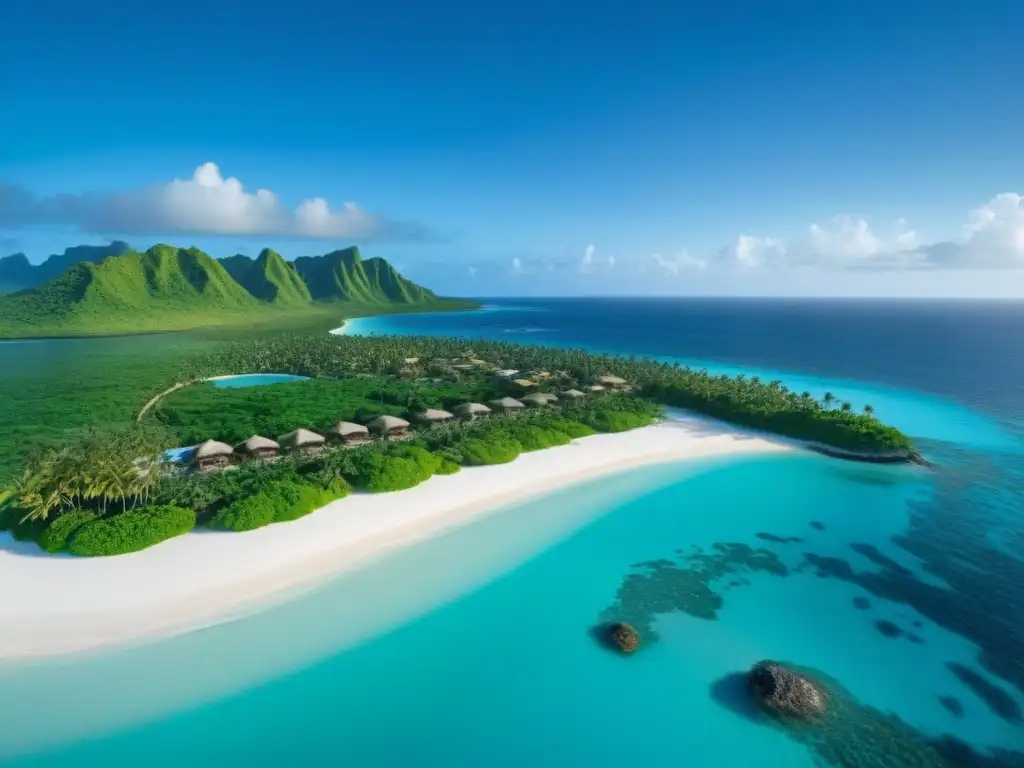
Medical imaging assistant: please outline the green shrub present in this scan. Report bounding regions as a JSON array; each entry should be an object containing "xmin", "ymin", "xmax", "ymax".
[
  {"xmin": 549, "ymin": 419, "xmax": 598, "ymax": 439},
  {"xmin": 586, "ymin": 410, "xmax": 654, "ymax": 433},
  {"xmin": 506, "ymin": 424, "xmax": 572, "ymax": 451},
  {"xmin": 436, "ymin": 459, "xmax": 461, "ymax": 475},
  {"xmin": 69, "ymin": 505, "xmax": 196, "ymax": 557},
  {"xmin": 460, "ymin": 436, "xmax": 522, "ymax": 466},
  {"xmin": 40, "ymin": 510, "xmax": 98, "ymax": 553},
  {"xmin": 209, "ymin": 479, "xmax": 348, "ymax": 531}
]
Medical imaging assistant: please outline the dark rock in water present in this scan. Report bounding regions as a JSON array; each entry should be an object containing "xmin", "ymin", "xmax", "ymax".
[
  {"xmin": 939, "ymin": 695, "xmax": 964, "ymax": 718},
  {"xmin": 810, "ymin": 521, "xmax": 826, "ymax": 531},
  {"xmin": 607, "ymin": 622, "xmax": 640, "ymax": 654},
  {"xmin": 852, "ymin": 596, "xmax": 871, "ymax": 610},
  {"xmin": 748, "ymin": 660, "xmax": 828, "ymax": 719},
  {"xmin": 875, "ymin": 619, "xmax": 903, "ymax": 638},
  {"xmin": 908, "ymin": 633, "xmax": 925, "ymax": 645}
]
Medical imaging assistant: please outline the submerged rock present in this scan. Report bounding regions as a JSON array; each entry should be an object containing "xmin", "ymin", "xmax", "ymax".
[
  {"xmin": 607, "ymin": 622, "xmax": 641, "ymax": 654},
  {"xmin": 748, "ymin": 661, "xmax": 828, "ymax": 719}
]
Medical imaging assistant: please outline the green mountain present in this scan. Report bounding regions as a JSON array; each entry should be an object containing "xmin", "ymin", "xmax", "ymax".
[
  {"xmin": 0, "ymin": 242, "xmax": 131, "ymax": 294},
  {"xmin": 220, "ymin": 249, "xmax": 312, "ymax": 305},
  {"xmin": 293, "ymin": 247, "xmax": 436, "ymax": 304},
  {"xmin": 0, "ymin": 243, "xmax": 451, "ymax": 338}
]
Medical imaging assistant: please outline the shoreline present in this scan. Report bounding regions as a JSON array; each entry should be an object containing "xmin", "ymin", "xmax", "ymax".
[{"xmin": 0, "ymin": 414, "xmax": 793, "ymax": 661}]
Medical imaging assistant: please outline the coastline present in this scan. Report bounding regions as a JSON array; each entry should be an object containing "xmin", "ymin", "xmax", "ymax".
[{"xmin": 0, "ymin": 413, "xmax": 792, "ymax": 661}]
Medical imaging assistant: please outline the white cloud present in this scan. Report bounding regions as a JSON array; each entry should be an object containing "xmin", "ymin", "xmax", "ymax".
[
  {"xmin": 607, "ymin": 255, "xmax": 616, "ymax": 267},
  {"xmin": 580, "ymin": 243, "xmax": 596, "ymax": 273},
  {"xmin": 510, "ymin": 257, "xmax": 524, "ymax": 274},
  {"xmin": 0, "ymin": 162, "xmax": 430, "ymax": 241},
  {"xmin": 651, "ymin": 249, "xmax": 707, "ymax": 275}
]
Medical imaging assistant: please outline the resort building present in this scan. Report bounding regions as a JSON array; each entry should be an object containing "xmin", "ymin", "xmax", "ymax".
[
  {"xmin": 560, "ymin": 388, "xmax": 586, "ymax": 399},
  {"xmin": 190, "ymin": 439, "xmax": 234, "ymax": 473},
  {"xmin": 278, "ymin": 428, "xmax": 327, "ymax": 456},
  {"xmin": 521, "ymin": 393, "xmax": 556, "ymax": 407},
  {"xmin": 327, "ymin": 421, "xmax": 371, "ymax": 446},
  {"xmin": 512, "ymin": 378, "xmax": 538, "ymax": 390},
  {"xmin": 416, "ymin": 408, "xmax": 455, "ymax": 424},
  {"xmin": 597, "ymin": 375, "xmax": 628, "ymax": 390},
  {"xmin": 454, "ymin": 402, "xmax": 492, "ymax": 420},
  {"xmin": 368, "ymin": 415, "xmax": 411, "ymax": 438},
  {"xmin": 234, "ymin": 435, "xmax": 279, "ymax": 461},
  {"xmin": 586, "ymin": 384, "xmax": 606, "ymax": 393},
  {"xmin": 494, "ymin": 369, "xmax": 519, "ymax": 379},
  {"xmin": 489, "ymin": 396, "xmax": 526, "ymax": 413}
]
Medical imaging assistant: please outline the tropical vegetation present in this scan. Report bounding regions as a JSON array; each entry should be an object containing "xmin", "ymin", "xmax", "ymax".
[{"xmin": 0, "ymin": 243, "xmax": 475, "ymax": 338}]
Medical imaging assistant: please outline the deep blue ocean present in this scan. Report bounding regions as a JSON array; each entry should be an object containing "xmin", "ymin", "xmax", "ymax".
[{"xmin": 2, "ymin": 298, "xmax": 1023, "ymax": 767}]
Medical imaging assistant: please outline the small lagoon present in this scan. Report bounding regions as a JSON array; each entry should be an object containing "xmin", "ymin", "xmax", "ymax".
[{"xmin": 210, "ymin": 373, "xmax": 309, "ymax": 389}]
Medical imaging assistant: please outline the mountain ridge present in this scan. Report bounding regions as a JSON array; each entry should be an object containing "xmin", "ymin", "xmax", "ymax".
[
  {"xmin": 0, "ymin": 244, "xmax": 456, "ymax": 338},
  {"xmin": 0, "ymin": 242, "xmax": 131, "ymax": 293}
]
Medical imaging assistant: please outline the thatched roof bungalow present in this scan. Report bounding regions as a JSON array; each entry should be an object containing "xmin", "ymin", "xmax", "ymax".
[
  {"xmin": 417, "ymin": 408, "xmax": 454, "ymax": 424},
  {"xmin": 278, "ymin": 428, "xmax": 327, "ymax": 455},
  {"xmin": 234, "ymin": 435, "xmax": 279, "ymax": 460},
  {"xmin": 560, "ymin": 388, "xmax": 586, "ymax": 399},
  {"xmin": 489, "ymin": 396, "xmax": 526, "ymax": 413},
  {"xmin": 454, "ymin": 402, "xmax": 492, "ymax": 420},
  {"xmin": 368, "ymin": 415, "xmax": 411, "ymax": 438},
  {"xmin": 191, "ymin": 439, "xmax": 234, "ymax": 472},
  {"xmin": 597, "ymin": 374, "xmax": 628, "ymax": 389},
  {"xmin": 586, "ymin": 384, "xmax": 606, "ymax": 393},
  {"xmin": 327, "ymin": 421, "xmax": 371, "ymax": 445},
  {"xmin": 512, "ymin": 378, "xmax": 538, "ymax": 389}
]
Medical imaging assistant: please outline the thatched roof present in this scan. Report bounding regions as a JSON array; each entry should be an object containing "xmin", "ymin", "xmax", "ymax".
[
  {"xmin": 454, "ymin": 402, "xmax": 492, "ymax": 416},
  {"xmin": 368, "ymin": 415, "xmax": 410, "ymax": 431},
  {"xmin": 328, "ymin": 421, "xmax": 369, "ymax": 437},
  {"xmin": 587, "ymin": 384, "xmax": 606, "ymax": 392},
  {"xmin": 418, "ymin": 408, "xmax": 454, "ymax": 422},
  {"xmin": 404, "ymin": 357, "xmax": 420, "ymax": 364},
  {"xmin": 235, "ymin": 435, "xmax": 279, "ymax": 454},
  {"xmin": 512, "ymin": 378, "xmax": 538, "ymax": 388},
  {"xmin": 494, "ymin": 369, "xmax": 519, "ymax": 378},
  {"xmin": 598, "ymin": 374, "xmax": 627, "ymax": 385},
  {"xmin": 535, "ymin": 392, "xmax": 559, "ymax": 401},
  {"xmin": 489, "ymin": 396, "xmax": 525, "ymax": 410},
  {"xmin": 521, "ymin": 393, "xmax": 554, "ymax": 406},
  {"xmin": 278, "ymin": 428, "xmax": 326, "ymax": 448},
  {"xmin": 192, "ymin": 439, "xmax": 234, "ymax": 460},
  {"xmin": 560, "ymin": 388, "xmax": 586, "ymax": 398}
]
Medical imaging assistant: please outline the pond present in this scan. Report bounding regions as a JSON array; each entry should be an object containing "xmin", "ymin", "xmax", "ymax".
[{"xmin": 209, "ymin": 374, "xmax": 309, "ymax": 389}]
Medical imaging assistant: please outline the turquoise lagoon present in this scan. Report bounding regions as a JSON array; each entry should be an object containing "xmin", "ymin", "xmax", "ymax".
[
  {"xmin": 2, "ymin": 300, "xmax": 1023, "ymax": 766},
  {"xmin": 211, "ymin": 373, "xmax": 309, "ymax": 388}
]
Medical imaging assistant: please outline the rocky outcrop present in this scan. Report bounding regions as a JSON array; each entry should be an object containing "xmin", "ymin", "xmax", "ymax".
[
  {"xmin": 805, "ymin": 443, "xmax": 929, "ymax": 466},
  {"xmin": 607, "ymin": 622, "xmax": 641, "ymax": 654},
  {"xmin": 748, "ymin": 661, "xmax": 828, "ymax": 719}
]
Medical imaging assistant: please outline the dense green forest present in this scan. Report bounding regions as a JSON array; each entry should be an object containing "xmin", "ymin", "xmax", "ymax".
[
  {"xmin": 1, "ymin": 394, "xmax": 659, "ymax": 555},
  {"xmin": 0, "ymin": 243, "xmax": 472, "ymax": 338},
  {"xmin": 154, "ymin": 377, "xmax": 505, "ymax": 445}
]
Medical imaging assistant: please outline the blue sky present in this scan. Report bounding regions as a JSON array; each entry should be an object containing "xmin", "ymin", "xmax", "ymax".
[{"xmin": 2, "ymin": 0, "xmax": 1023, "ymax": 297}]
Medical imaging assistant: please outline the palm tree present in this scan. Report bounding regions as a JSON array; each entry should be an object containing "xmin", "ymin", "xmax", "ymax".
[
  {"xmin": 822, "ymin": 392, "xmax": 836, "ymax": 409},
  {"xmin": 863, "ymin": 404, "xmax": 875, "ymax": 416},
  {"xmin": 840, "ymin": 401, "xmax": 852, "ymax": 412}
]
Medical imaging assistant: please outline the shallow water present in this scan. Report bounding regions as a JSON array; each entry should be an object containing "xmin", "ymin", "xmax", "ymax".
[{"xmin": 2, "ymin": 299, "xmax": 1023, "ymax": 766}]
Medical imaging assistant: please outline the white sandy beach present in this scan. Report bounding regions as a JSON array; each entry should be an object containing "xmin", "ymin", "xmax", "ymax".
[{"xmin": 0, "ymin": 413, "xmax": 792, "ymax": 660}]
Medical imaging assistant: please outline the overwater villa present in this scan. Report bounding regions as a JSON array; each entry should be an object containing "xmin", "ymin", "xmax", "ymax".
[
  {"xmin": 234, "ymin": 435, "xmax": 279, "ymax": 461},
  {"xmin": 416, "ymin": 408, "xmax": 455, "ymax": 425},
  {"xmin": 454, "ymin": 402, "xmax": 492, "ymax": 420},
  {"xmin": 521, "ymin": 393, "xmax": 556, "ymax": 407},
  {"xmin": 368, "ymin": 415, "xmax": 411, "ymax": 438},
  {"xmin": 190, "ymin": 439, "xmax": 234, "ymax": 473},
  {"xmin": 560, "ymin": 388, "xmax": 586, "ymax": 399},
  {"xmin": 327, "ymin": 421, "xmax": 371, "ymax": 446},
  {"xmin": 597, "ymin": 374, "xmax": 628, "ymax": 390},
  {"xmin": 489, "ymin": 396, "xmax": 526, "ymax": 413},
  {"xmin": 278, "ymin": 428, "xmax": 326, "ymax": 456}
]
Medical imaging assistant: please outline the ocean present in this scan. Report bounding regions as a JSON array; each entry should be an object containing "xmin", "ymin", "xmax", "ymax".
[{"xmin": 2, "ymin": 298, "xmax": 1023, "ymax": 766}]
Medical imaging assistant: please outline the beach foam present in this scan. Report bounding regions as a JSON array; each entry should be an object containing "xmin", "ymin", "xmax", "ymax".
[{"xmin": 0, "ymin": 413, "xmax": 790, "ymax": 660}]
